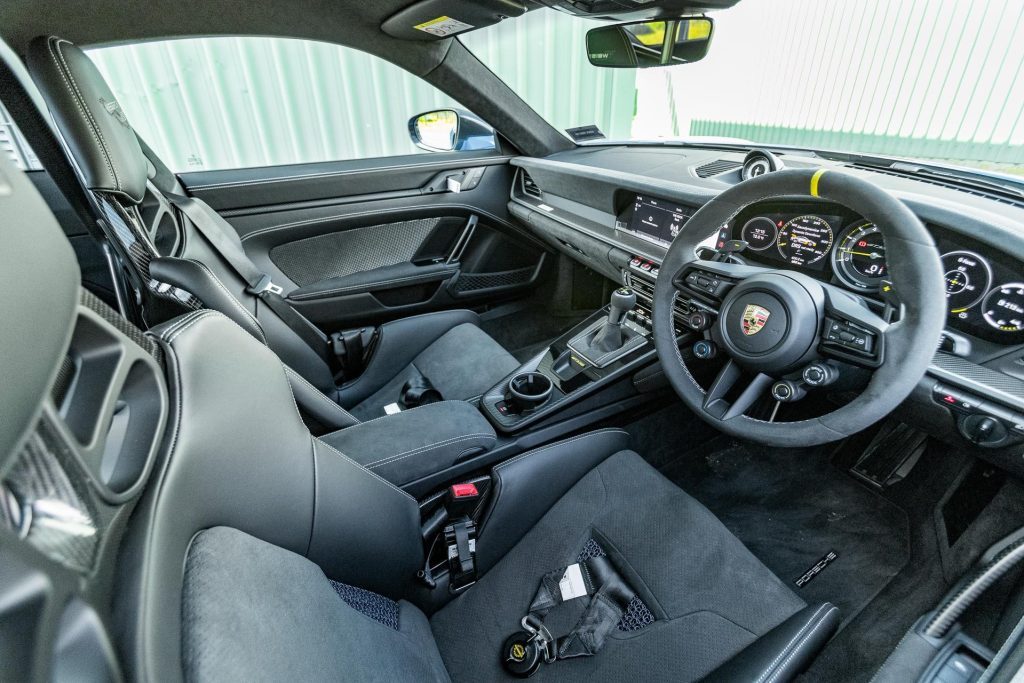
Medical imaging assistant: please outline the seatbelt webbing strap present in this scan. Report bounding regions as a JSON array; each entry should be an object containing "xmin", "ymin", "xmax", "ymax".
[
  {"xmin": 526, "ymin": 554, "xmax": 635, "ymax": 660},
  {"xmin": 165, "ymin": 192, "xmax": 335, "ymax": 365}
]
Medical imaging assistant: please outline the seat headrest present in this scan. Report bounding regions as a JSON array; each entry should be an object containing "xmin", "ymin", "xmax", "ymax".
[{"xmin": 26, "ymin": 36, "xmax": 149, "ymax": 203}]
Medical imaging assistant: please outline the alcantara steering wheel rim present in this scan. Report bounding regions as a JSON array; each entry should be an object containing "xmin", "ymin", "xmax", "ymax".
[{"xmin": 652, "ymin": 168, "xmax": 947, "ymax": 447}]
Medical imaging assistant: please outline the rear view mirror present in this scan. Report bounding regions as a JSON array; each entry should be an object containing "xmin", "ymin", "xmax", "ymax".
[
  {"xmin": 587, "ymin": 17, "xmax": 714, "ymax": 69},
  {"xmin": 408, "ymin": 108, "xmax": 498, "ymax": 153}
]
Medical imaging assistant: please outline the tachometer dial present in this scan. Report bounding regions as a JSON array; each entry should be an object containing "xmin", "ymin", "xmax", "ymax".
[
  {"xmin": 777, "ymin": 215, "xmax": 834, "ymax": 266},
  {"xmin": 833, "ymin": 222, "xmax": 887, "ymax": 290},
  {"xmin": 740, "ymin": 217, "xmax": 778, "ymax": 251},
  {"xmin": 982, "ymin": 283, "xmax": 1024, "ymax": 332},
  {"xmin": 942, "ymin": 250, "xmax": 992, "ymax": 314}
]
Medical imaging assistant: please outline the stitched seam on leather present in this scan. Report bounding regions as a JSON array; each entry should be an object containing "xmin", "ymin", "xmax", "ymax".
[
  {"xmin": 289, "ymin": 271, "xmax": 456, "ymax": 300},
  {"xmin": 50, "ymin": 38, "xmax": 120, "ymax": 193},
  {"xmin": 183, "ymin": 258, "xmax": 267, "ymax": 344},
  {"xmin": 157, "ymin": 309, "xmax": 208, "ymax": 341},
  {"xmin": 755, "ymin": 604, "xmax": 830, "ymax": 683},
  {"xmin": 493, "ymin": 429, "xmax": 630, "ymax": 472},
  {"xmin": 364, "ymin": 433, "xmax": 495, "ymax": 469},
  {"xmin": 316, "ymin": 438, "xmax": 416, "ymax": 501},
  {"xmin": 285, "ymin": 366, "xmax": 356, "ymax": 421},
  {"xmin": 167, "ymin": 311, "xmax": 220, "ymax": 343},
  {"xmin": 188, "ymin": 157, "xmax": 512, "ymax": 190},
  {"xmin": 633, "ymin": 370, "xmax": 666, "ymax": 386},
  {"xmin": 765, "ymin": 606, "xmax": 837, "ymax": 683}
]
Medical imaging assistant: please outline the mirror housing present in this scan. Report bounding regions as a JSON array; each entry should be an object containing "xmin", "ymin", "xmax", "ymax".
[
  {"xmin": 408, "ymin": 108, "xmax": 498, "ymax": 152},
  {"xmin": 587, "ymin": 17, "xmax": 714, "ymax": 68}
]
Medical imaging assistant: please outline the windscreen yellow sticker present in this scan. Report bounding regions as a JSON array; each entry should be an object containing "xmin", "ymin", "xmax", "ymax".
[{"xmin": 414, "ymin": 16, "xmax": 474, "ymax": 37}]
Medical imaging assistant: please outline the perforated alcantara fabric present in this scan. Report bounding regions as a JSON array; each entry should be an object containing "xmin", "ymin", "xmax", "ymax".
[
  {"xmin": 328, "ymin": 580, "xmax": 400, "ymax": 631},
  {"xmin": 431, "ymin": 450, "xmax": 806, "ymax": 682},
  {"xmin": 182, "ymin": 527, "xmax": 450, "ymax": 682},
  {"xmin": 575, "ymin": 538, "xmax": 655, "ymax": 632},
  {"xmin": 270, "ymin": 218, "xmax": 442, "ymax": 287}
]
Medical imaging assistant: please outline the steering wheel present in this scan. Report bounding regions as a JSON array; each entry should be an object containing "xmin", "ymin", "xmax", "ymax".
[{"xmin": 652, "ymin": 169, "xmax": 946, "ymax": 447}]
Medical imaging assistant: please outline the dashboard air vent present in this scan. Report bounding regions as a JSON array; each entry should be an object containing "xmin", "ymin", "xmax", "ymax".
[
  {"xmin": 694, "ymin": 159, "xmax": 742, "ymax": 178},
  {"xmin": 520, "ymin": 170, "xmax": 541, "ymax": 198},
  {"xmin": 850, "ymin": 162, "xmax": 1024, "ymax": 209}
]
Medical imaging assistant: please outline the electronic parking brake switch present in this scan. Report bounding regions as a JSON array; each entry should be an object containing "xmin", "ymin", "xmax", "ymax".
[{"xmin": 444, "ymin": 483, "xmax": 480, "ymax": 594}]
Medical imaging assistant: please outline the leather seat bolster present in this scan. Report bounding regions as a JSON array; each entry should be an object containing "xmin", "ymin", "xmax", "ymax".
[
  {"xmin": 150, "ymin": 256, "xmax": 266, "ymax": 344},
  {"xmin": 477, "ymin": 429, "xmax": 631, "ymax": 573},
  {"xmin": 703, "ymin": 602, "xmax": 840, "ymax": 683},
  {"xmin": 284, "ymin": 366, "xmax": 358, "ymax": 432}
]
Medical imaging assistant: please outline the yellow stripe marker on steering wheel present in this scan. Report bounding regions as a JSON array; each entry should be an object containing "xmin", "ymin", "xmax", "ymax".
[{"xmin": 810, "ymin": 169, "xmax": 828, "ymax": 197}]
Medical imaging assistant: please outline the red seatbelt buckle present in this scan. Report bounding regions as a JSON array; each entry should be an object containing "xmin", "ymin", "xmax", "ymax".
[
  {"xmin": 447, "ymin": 482, "xmax": 481, "ymax": 519},
  {"xmin": 451, "ymin": 483, "xmax": 479, "ymax": 499}
]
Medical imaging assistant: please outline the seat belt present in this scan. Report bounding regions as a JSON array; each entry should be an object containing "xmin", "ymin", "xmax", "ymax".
[
  {"xmin": 165, "ymin": 192, "xmax": 337, "ymax": 367},
  {"xmin": 502, "ymin": 553, "xmax": 636, "ymax": 678}
]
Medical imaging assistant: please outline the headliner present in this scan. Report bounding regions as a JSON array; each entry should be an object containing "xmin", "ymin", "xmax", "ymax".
[{"xmin": 0, "ymin": 0, "xmax": 450, "ymax": 75}]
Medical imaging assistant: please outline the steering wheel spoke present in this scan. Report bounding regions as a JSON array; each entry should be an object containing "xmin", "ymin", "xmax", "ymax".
[
  {"xmin": 671, "ymin": 259, "xmax": 770, "ymax": 305},
  {"xmin": 703, "ymin": 359, "xmax": 774, "ymax": 421},
  {"xmin": 818, "ymin": 283, "xmax": 888, "ymax": 368}
]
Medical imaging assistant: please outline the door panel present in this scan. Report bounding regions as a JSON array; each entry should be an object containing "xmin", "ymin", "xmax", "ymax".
[{"xmin": 178, "ymin": 153, "xmax": 550, "ymax": 329}]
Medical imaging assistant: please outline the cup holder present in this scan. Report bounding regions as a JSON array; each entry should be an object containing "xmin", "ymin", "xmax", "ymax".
[{"xmin": 507, "ymin": 372, "xmax": 553, "ymax": 412}]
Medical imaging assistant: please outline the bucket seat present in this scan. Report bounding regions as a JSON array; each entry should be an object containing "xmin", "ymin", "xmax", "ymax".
[
  {"xmin": 4, "ymin": 151, "xmax": 839, "ymax": 681},
  {"xmin": 24, "ymin": 36, "xmax": 520, "ymax": 425}
]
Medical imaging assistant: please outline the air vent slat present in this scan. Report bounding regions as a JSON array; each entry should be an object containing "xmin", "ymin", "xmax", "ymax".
[
  {"xmin": 695, "ymin": 159, "xmax": 742, "ymax": 178},
  {"xmin": 520, "ymin": 170, "xmax": 541, "ymax": 198}
]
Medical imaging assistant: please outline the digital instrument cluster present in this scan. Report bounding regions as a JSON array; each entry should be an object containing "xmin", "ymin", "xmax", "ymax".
[{"xmin": 726, "ymin": 204, "xmax": 1024, "ymax": 344}]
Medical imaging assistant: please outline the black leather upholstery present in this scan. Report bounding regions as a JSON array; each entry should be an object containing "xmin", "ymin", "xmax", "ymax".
[
  {"xmin": 118, "ymin": 311, "xmax": 424, "ymax": 680},
  {"xmin": 703, "ymin": 603, "xmax": 841, "ymax": 683},
  {"xmin": 27, "ymin": 36, "xmax": 150, "ymax": 202},
  {"xmin": 0, "ymin": 151, "xmax": 80, "ymax": 470},
  {"xmin": 477, "ymin": 429, "xmax": 631, "ymax": 573}
]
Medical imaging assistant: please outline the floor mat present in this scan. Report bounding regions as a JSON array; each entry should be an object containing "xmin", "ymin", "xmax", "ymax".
[{"xmin": 630, "ymin": 412, "xmax": 910, "ymax": 627}]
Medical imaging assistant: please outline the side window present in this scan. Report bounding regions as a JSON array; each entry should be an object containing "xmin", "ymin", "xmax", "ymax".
[{"xmin": 87, "ymin": 37, "xmax": 495, "ymax": 173}]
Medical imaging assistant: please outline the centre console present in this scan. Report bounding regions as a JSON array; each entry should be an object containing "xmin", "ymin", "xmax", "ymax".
[{"xmin": 479, "ymin": 251, "xmax": 714, "ymax": 433}]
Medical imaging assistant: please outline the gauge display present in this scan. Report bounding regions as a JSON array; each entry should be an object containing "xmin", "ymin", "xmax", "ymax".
[
  {"xmin": 833, "ymin": 222, "xmax": 887, "ymax": 290},
  {"xmin": 942, "ymin": 250, "xmax": 992, "ymax": 314},
  {"xmin": 982, "ymin": 284, "xmax": 1024, "ymax": 332},
  {"xmin": 777, "ymin": 215, "xmax": 834, "ymax": 266},
  {"xmin": 740, "ymin": 217, "xmax": 778, "ymax": 251}
]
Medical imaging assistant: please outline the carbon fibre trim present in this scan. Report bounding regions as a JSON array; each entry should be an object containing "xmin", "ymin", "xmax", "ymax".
[
  {"xmin": 929, "ymin": 352, "xmax": 1024, "ymax": 409},
  {"xmin": 4, "ymin": 415, "xmax": 99, "ymax": 573}
]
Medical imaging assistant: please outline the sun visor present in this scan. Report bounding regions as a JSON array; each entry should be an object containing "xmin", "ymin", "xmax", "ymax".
[{"xmin": 382, "ymin": 0, "xmax": 528, "ymax": 41}]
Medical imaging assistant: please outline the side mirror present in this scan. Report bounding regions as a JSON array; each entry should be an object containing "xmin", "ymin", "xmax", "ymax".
[
  {"xmin": 586, "ymin": 17, "xmax": 714, "ymax": 69},
  {"xmin": 408, "ymin": 108, "xmax": 497, "ymax": 153}
]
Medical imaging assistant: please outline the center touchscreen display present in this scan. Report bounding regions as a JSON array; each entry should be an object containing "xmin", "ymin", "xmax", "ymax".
[{"xmin": 621, "ymin": 195, "xmax": 693, "ymax": 247}]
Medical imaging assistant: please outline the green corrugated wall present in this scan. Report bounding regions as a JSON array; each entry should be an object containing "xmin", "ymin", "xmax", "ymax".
[{"xmin": 87, "ymin": 0, "xmax": 1024, "ymax": 174}]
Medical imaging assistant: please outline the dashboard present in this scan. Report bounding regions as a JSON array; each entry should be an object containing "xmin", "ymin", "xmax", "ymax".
[{"xmin": 619, "ymin": 195, "xmax": 1024, "ymax": 345}]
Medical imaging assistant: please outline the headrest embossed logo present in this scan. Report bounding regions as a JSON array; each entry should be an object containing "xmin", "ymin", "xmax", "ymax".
[
  {"xmin": 100, "ymin": 98, "xmax": 130, "ymax": 128},
  {"xmin": 741, "ymin": 304, "xmax": 771, "ymax": 336}
]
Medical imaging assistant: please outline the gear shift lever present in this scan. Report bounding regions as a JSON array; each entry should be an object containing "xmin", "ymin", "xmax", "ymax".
[{"xmin": 592, "ymin": 287, "xmax": 637, "ymax": 353}]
